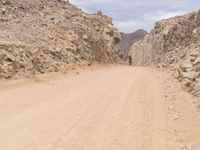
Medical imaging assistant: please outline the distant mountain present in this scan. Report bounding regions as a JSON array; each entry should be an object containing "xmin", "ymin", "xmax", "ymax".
[{"xmin": 118, "ymin": 29, "xmax": 147, "ymax": 57}]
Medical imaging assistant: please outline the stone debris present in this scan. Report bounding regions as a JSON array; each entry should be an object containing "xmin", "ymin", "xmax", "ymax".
[
  {"xmin": 130, "ymin": 10, "xmax": 200, "ymax": 97},
  {"xmin": 0, "ymin": 0, "xmax": 122, "ymax": 79},
  {"xmin": 174, "ymin": 112, "xmax": 179, "ymax": 120},
  {"xmin": 168, "ymin": 105, "xmax": 173, "ymax": 110},
  {"xmin": 182, "ymin": 144, "xmax": 193, "ymax": 150}
]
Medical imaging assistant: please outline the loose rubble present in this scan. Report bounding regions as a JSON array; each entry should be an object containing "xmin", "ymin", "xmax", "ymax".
[
  {"xmin": 0, "ymin": 0, "xmax": 122, "ymax": 79},
  {"xmin": 130, "ymin": 10, "xmax": 200, "ymax": 97}
]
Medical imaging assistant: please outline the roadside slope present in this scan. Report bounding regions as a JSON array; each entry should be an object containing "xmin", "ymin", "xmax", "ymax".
[
  {"xmin": 0, "ymin": 0, "xmax": 121, "ymax": 79},
  {"xmin": 130, "ymin": 10, "xmax": 200, "ymax": 97}
]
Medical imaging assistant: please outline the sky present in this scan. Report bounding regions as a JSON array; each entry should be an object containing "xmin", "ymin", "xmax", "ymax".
[{"xmin": 69, "ymin": 0, "xmax": 200, "ymax": 33}]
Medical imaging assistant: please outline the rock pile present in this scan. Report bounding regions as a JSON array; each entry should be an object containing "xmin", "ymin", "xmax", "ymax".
[
  {"xmin": 130, "ymin": 10, "xmax": 200, "ymax": 97},
  {"xmin": 179, "ymin": 47, "xmax": 200, "ymax": 96},
  {"xmin": 0, "ymin": 0, "xmax": 121, "ymax": 78}
]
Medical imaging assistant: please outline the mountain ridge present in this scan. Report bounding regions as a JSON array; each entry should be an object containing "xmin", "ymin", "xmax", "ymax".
[{"xmin": 118, "ymin": 29, "xmax": 147, "ymax": 57}]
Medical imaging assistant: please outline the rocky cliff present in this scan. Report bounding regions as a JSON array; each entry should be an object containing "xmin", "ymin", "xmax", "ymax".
[
  {"xmin": 118, "ymin": 29, "xmax": 147, "ymax": 58},
  {"xmin": 0, "ymin": 0, "xmax": 122, "ymax": 78},
  {"xmin": 130, "ymin": 10, "xmax": 200, "ymax": 97}
]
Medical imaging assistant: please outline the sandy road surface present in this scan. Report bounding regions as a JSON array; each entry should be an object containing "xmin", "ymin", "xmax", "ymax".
[{"xmin": 0, "ymin": 66, "xmax": 200, "ymax": 150}]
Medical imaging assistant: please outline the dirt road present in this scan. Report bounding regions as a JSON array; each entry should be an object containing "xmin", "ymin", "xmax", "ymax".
[{"xmin": 0, "ymin": 66, "xmax": 200, "ymax": 150}]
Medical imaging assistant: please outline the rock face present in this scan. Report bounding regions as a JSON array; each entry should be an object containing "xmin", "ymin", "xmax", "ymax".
[
  {"xmin": 118, "ymin": 29, "xmax": 147, "ymax": 58},
  {"xmin": 130, "ymin": 10, "xmax": 200, "ymax": 96},
  {"xmin": 0, "ymin": 0, "xmax": 122, "ymax": 78}
]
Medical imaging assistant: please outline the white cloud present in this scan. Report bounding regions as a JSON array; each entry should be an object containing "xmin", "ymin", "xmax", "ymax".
[
  {"xmin": 69, "ymin": 0, "xmax": 200, "ymax": 32},
  {"xmin": 69, "ymin": 0, "xmax": 111, "ymax": 6},
  {"xmin": 114, "ymin": 20, "xmax": 148, "ymax": 33},
  {"xmin": 143, "ymin": 10, "xmax": 185, "ymax": 21},
  {"xmin": 113, "ymin": 10, "xmax": 188, "ymax": 32}
]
